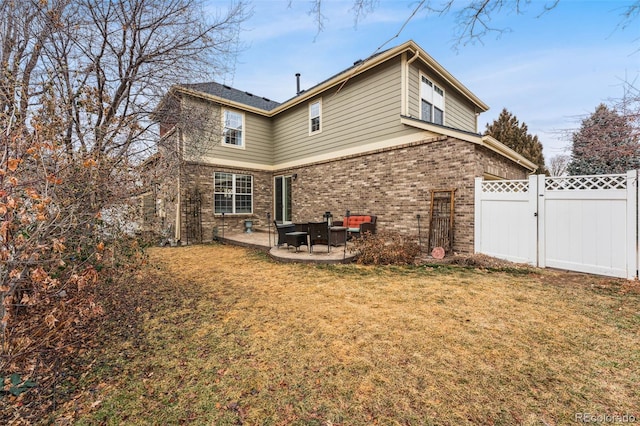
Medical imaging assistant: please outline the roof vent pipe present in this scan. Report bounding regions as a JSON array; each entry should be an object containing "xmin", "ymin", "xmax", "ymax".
[{"xmin": 296, "ymin": 73, "xmax": 301, "ymax": 95}]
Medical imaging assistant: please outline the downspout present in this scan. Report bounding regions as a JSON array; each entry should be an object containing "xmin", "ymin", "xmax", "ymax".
[
  {"xmin": 407, "ymin": 49, "xmax": 420, "ymax": 65},
  {"xmin": 175, "ymin": 129, "xmax": 182, "ymax": 242},
  {"xmin": 175, "ymin": 182, "xmax": 181, "ymax": 242},
  {"xmin": 405, "ymin": 49, "xmax": 420, "ymax": 116}
]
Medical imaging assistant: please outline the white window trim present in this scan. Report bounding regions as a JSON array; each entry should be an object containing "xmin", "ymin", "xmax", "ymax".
[
  {"xmin": 214, "ymin": 172, "xmax": 253, "ymax": 215},
  {"xmin": 221, "ymin": 109, "xmax": 246, "ymax": 149},
  {"xmin": 419, "ymin": 73, "xmax": 445, "ymax": 126},
  {"xmin": 309, "ymin": 98, "xmax": 322, "ymax": 135}
]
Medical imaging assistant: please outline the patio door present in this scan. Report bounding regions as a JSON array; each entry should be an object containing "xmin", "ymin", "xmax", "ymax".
[{"xmin": 274, "ymin": 175, "xmax": 292, "ymax": 223}]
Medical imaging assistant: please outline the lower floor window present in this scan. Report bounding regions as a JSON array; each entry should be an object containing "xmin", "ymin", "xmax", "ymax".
[{"xmin": 214, "ymin": 172, "xmax": 253, "ymax": 214}]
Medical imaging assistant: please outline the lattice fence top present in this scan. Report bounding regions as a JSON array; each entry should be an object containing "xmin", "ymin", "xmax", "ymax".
[
  {"xmin": 482, "ymin": 180, "xmax": 529, "ymax": 193},
  {"xmin": 545, "ymin": 174, "xmax": 627, "ymax": 191}
]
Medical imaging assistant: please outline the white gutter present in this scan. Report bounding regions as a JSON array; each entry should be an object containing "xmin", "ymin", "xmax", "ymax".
[
  {"xmin": 481, "ymin": 135, "xmax": 538, "ymax": 172},
  {"xmin": 404, "ymin": 49, "xmax": 420, "ymax": 116}
]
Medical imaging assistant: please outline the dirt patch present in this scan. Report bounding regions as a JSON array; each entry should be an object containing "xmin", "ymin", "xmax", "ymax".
[
  {"xmin": 421, "ymin": 252, "xmax": 640, "ymax": 295},
  {"xmin": 418, "ymin": 252, "xmax": 537, "ymax": 272},
  {"xmin": 539, "ymin": 269, "xmax": 640, "ymax": 295}
]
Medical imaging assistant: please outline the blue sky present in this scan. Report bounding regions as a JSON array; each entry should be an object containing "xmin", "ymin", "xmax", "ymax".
[{"xmin": 205, "ymin": 0, "xmax": 640, "ymax": 159}]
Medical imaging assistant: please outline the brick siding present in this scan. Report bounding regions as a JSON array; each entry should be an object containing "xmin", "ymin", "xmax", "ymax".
[
  {"xmin": 179, "ymin": 163, "xmax": 272, "ymax": 241},
  {"xmin": 290, "ymin": 137, "xmax": 476, "ymax": 253},
  {"xmin": 170, "ymin": 137, "xmax": 528, "ymax": 253}
]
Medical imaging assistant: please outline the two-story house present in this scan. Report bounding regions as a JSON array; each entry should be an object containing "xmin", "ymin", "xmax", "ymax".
[{"xmin": 150, "ymin": 40, "xmax": 536, "ymax": 253}]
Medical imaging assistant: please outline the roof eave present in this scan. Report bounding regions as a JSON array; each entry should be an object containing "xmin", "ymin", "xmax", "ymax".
[
  {"xmin": 400, "ymin": 116, "xmax": 537, "ymax": 172},
  {"xmin": 481, "ymin": 135, "xmax": 538, "ymax": 172},
  {"xmin": 174, "ymin": 86, "xmax": 274, "ymax": 116}
]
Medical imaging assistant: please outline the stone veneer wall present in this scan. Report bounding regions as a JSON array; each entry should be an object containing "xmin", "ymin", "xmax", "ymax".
[{"xmin": 177, "ymin": 137, "xmax": 530, "ymax": 252}]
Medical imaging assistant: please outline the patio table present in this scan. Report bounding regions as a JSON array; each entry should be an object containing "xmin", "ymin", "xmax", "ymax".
[
  {"xmin": 329, "ymin": 226, "xmax": 347, "ymax": 247},
  {"xmin": 284, "ymin": 231, "xmax": 309, "ymax": 252}
]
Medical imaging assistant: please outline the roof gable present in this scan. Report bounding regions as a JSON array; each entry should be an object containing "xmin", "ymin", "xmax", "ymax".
[
  {"xmin": 268, "ymin": 40, "xmax": 488, "ymax": 114},
  {"xmin": 176, "ymin": 40, "xmax": 488, "ymax": 115}
]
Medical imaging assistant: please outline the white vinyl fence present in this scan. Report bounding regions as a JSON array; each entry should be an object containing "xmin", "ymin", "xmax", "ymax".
[{"xmin": 475, "ymin": 171, "xmax": 638, "ymax": 279}]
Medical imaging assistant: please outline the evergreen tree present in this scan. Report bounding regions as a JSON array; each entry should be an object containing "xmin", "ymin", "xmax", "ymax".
[
  {"xmin": 567, "ymin": 104, "xmax": 640, "ymax": 175},
  {"xmin": 485, "ymin": 108, "xmax": 548, "ymax": 175}
]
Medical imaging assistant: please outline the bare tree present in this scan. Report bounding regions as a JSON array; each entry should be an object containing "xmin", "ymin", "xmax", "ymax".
[
  {"xmin": 1, "ymin": 1, "xmax": 62, "ymax": 127},
  {"xmin": 547, "ymin": 154, "xmax": 570, "ymax": 176},
  {"xmin": 51, "ymin": 0, "xmax": 246, "ymax": 161},
  {"xmin": 306, "ymin": 0, "xmax": 639, "ymax": 47},
  {"xmin": 612, "ymin": 76, "xmax": 640, "ymax": 137},
  {"xmin": 1, "ymin": 0, "xmax": 248, "ymax": 421}
]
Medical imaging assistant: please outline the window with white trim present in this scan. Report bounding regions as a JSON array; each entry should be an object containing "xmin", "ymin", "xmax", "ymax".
[
  {"xmin": 214, "ymin": 172, "xmax": 253, "ymax": 214},
  {"xmin": 222, "ymin": 109, "xmax": 244, "ymax": 147},
  {"xmin": 420, "ymin": 75, "xmax": 444, "ymax": 125},
  {"xmin": 309, "ymin": 99, "xmax": 322, "ymax": 134}
]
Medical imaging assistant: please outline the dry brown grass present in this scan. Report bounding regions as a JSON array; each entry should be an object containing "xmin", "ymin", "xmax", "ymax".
[{"xmin": 74, "ymin": 244, "xmax": 639, "ymax": 425}]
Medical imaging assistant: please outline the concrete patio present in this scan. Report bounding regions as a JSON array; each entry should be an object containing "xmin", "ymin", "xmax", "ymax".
[{"xmin": 217, "ymin": 228, "xmax": 357, "ymax": 264}]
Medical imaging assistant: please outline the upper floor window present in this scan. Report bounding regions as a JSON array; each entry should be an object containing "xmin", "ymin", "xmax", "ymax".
[
  {"xmin": 309, "ymin": 99, "xmax": 322, "ymax": 134},
  {"xmin": 420, "ymin": 76, "xmax": 444, "ymax": 125},
  {"xmin": 223, "ymin": 109, "xmax": 244, "ymax": 147},
  {"xmin": 214, "ymin": 172, "xmax": 253, "ymax": 214}
]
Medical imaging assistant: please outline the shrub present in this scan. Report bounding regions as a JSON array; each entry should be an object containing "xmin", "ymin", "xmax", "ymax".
[{"xmin": 351, "ymin": 231, "xmax": 421, "ymax": 265}]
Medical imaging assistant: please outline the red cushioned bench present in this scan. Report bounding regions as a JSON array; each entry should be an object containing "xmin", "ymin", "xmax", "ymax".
[{"xmin": 333, "ymin": 214, "xmax": 377, "ymax": 238}]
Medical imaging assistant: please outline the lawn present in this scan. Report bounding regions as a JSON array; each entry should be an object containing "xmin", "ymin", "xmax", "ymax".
[{"xmin": 71, "ymin": 244, "xmax": 639, "ymax": 425}]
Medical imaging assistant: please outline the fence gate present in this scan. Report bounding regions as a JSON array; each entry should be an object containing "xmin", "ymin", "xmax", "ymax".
[
  {"xmin": 474, "ymin": 179, "xmax": 537, "ymax": 265},
  {"xmin": 184, "ymin": 189, "xmax": 203, "ymax": 244},
  {"xmin": 475, "ymin": 171, "xmax": 638, "ymax": 279}
]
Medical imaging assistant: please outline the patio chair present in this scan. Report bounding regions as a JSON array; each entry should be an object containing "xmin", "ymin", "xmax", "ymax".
[
  {"xmin": 273, "ymin": 221, "xmax": 295, "ymax": 248},
  {"xmin": 307, "ymin": 221, "xmax": 330, "ymax": 252}
]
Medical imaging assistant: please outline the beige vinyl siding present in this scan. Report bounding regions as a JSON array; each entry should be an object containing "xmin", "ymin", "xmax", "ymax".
[
  {"xmin": 272, "ymin": 57, "xmax": 414, "ymax": 164},
  {"xmin": 182, "ymin": 96, "xmax": 273, "ymax": 166},
  {"xmin": 181, "ymin": 96, "xmax": 221, "ymax": 161},
  {"xmin": 445, "ymin": 90, "xmax": 478, "ymax": 133},
  {"xmin": 407, "ymin": 62, "xmax": 478, "ymax": 133},
  {"xmin": 242, "ymin": 113, "xmax": 273, "ymax": 164},
  {"xmin": 271, "ymin": 104, "xmax": 307, "ymax": 162}
]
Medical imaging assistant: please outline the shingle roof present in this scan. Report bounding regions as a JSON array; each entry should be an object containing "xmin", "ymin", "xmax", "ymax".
[{"xmin": 181, "ymin": 81, "xmax": 281, "ymax": 111}]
